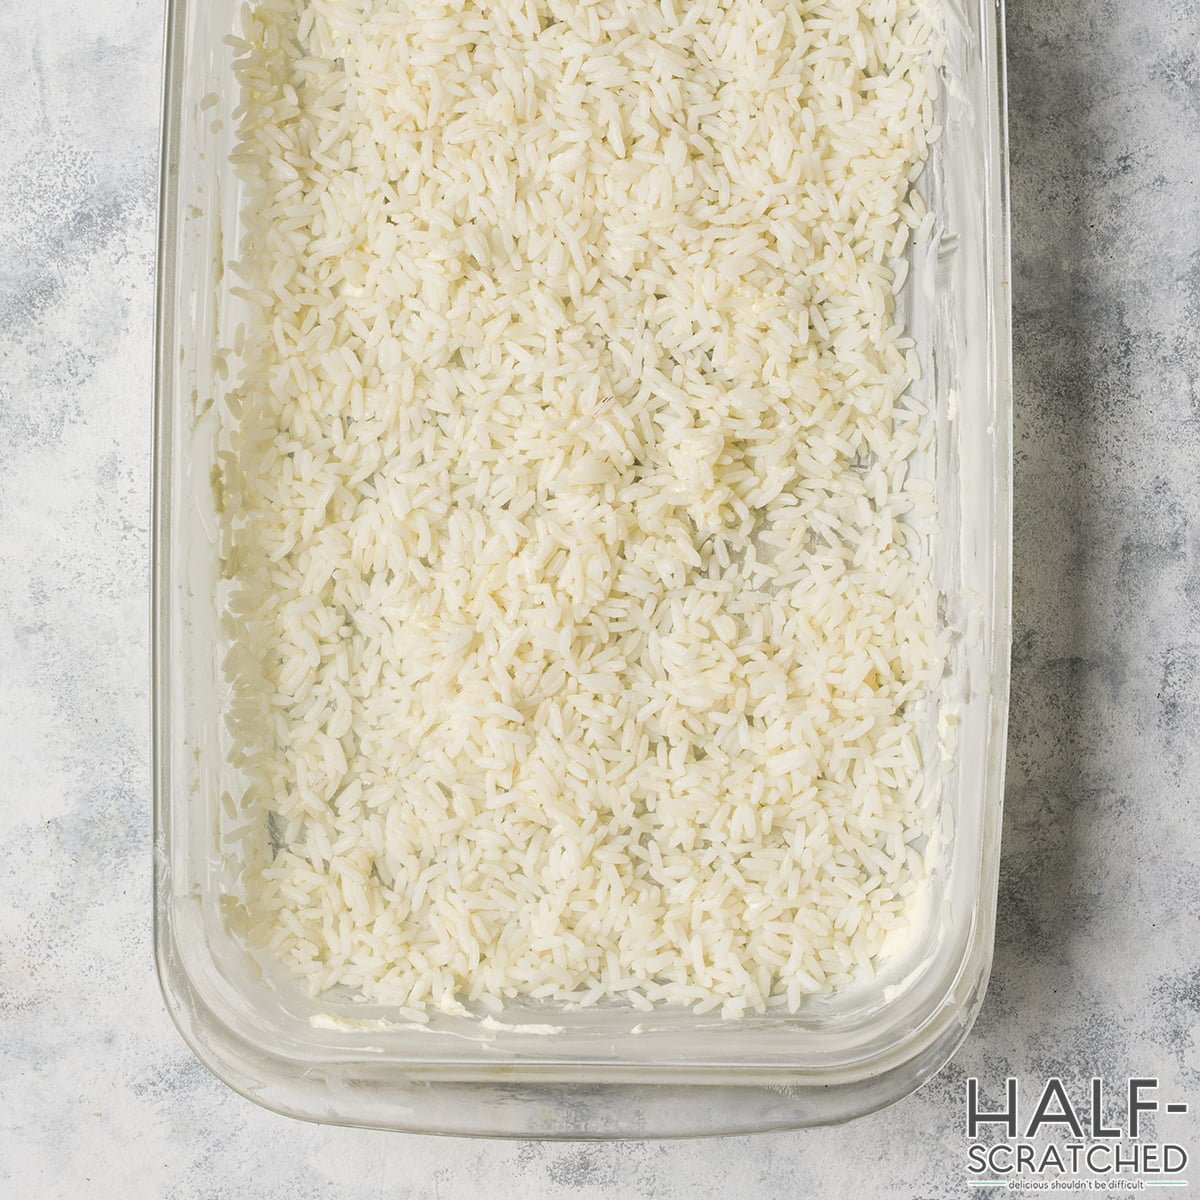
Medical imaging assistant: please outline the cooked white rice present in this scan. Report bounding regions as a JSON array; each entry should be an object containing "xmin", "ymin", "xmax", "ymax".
[{"xmin": 220, "ymin": 0, "xmax": 944, "ymax": 1018}]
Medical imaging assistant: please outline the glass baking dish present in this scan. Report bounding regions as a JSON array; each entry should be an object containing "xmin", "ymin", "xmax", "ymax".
[{"xmin": 153, "ymin": 0, "xmax": 1011, "ymax": 1137}]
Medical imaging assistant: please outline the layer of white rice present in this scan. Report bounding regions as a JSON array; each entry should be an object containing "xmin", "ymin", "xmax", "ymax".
[{"xmin": 220, "ymin": 0, "xmax": 944, "ymax": 1018}]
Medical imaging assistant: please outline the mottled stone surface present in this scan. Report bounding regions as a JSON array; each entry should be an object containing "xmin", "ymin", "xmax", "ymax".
[{"xmin": 2, "ymin": 0, "xmax": 1198, "ymax": 1196}]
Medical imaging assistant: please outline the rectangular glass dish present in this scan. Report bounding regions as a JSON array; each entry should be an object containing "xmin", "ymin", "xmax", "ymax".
[{"xmin": 153, "ymin": 0, "xmax": 1011, "ymax": 1137}]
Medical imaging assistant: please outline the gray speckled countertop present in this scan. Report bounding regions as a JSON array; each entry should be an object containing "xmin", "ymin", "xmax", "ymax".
[{"xmin": 2, "ymin": 1, "xmax": 1199, "ymax": 1196}]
